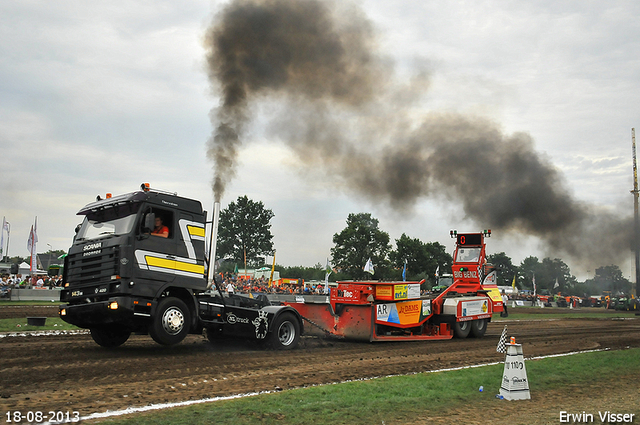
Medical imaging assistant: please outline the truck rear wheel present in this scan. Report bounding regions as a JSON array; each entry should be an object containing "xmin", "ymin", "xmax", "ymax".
[
  {"xmin": 453, "ymin": 321, "xmax": 471, "ymax": 338},
  {"xmin": 90, "ymin": 326, "xmax": 131, "ymax": 348},
  {"xmin": 267, "ymin": 312, "xmax": 300, "ymax": 350},
  {"xmin": 149, "ymin": 297, "xmax": 191, "ymax": 346},
  {"xmin": 470, "ymin": 319, "xmax": 487, "ymax": 338}
]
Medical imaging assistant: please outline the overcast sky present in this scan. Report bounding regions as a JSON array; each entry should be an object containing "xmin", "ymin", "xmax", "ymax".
[{"xmin": 1, "ymin": 0, "xmax": 638, "ymax": 281}]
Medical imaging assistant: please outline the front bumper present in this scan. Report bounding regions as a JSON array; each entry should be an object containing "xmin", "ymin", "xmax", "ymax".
[{"xmin": 59, "ymin": 296, "xmax": 147, "ymax": 329}]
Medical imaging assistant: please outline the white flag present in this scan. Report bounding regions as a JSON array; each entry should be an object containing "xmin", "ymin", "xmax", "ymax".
[
  {"xmin": 364, "ymin": 258, "xmax": 374, "ymax": 275},
  {"xmin": 27, "ymin": 217, "xmax": 38, "ymax": 272},
  {"xmin": 553, "ymin": 278, "xmax": 559, "ymax": 289},
  {"xmin": 27, "ymin": 226, "xmax": 34, "ymax": 252},
  {"xmin": 325, "ymin": 258, "xmax": 332, "ymax": 277},
  {"xmin": 324, "ymin": 258, "xmax": 332, "ymax": 290}
]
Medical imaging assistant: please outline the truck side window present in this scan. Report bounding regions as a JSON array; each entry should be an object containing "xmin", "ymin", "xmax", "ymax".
[
  {"xmin": 151, "ymin": 217, "xmax": 170, "ymax": 238},
  {"xmin": 145, "ymin": 208, "xmax": 173, "ymax": 239}
]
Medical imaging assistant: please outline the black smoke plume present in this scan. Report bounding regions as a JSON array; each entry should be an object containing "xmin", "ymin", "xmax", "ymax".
[
  {"xmin": 204, "ymin": 0, "xmax": 631, "ymax": 268},
  {"xmin": 204, "ymin": 0, "xmax": 382, "ymax": 201}
]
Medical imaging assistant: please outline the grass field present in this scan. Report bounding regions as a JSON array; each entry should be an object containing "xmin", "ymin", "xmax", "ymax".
[
  {"xmin": 0, "ymin": 317, "xmax": 80, "ymax": 332},
  {"xmin": 92, "ymin": 348, "xmax": 640, "ymax": 425},
  {"xmin": 0, "ymin": 300, "xmax": 79, "ymax": 332}
]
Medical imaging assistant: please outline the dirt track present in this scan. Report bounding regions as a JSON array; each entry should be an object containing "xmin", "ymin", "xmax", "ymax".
[{"xmin": 1, "ymin": 307, "xmax": 640, "ymax": 421}]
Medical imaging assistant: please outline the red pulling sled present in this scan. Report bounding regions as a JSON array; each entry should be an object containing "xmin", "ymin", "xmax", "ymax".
[{"xmin": 285, "ymin": 231, "xmax": 503, "ymax": 342}]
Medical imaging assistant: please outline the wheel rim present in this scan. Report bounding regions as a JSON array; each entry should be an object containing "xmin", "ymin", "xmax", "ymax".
[
  {"xmin": 476, "ymin": 320, "xmax": 485, "ymax": 331},
  {"xmin": 162, "ymin": 307, "xmax": 185, "ymax": 335},
  {"xmin": 459, "ymin": 321, "xmax": 469, "ymax": 331},
  {"xmin": 278, "ymin": 321, "xmax": 295, "ymax": 346}
]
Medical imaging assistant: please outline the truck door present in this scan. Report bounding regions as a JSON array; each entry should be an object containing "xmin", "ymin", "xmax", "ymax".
[
  {"xmin": 173, "ymin": 212, "xmax": 207, "ymax": 288},
  {"xmin": 134, "ymin": 207, "xmax": 178, "ymax": 284}
]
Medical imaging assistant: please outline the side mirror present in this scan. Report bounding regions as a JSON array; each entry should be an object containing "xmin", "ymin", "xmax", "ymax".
[
  {"xmin": 142, "ymin": 212, "xmax": 155, "ymax": 233},
  {"xmin": 72, "ymin": 223, "xmax": 82, "ymax": 243}
]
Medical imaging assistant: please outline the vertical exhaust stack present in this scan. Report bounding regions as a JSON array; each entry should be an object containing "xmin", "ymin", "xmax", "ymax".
[{"xmin": 208, "ymin": 201, "xmax": 221, "ymax": 288}]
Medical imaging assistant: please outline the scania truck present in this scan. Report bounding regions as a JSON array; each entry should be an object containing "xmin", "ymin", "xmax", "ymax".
[{"xmin": 59, "ymin": 184, "xmax": 303, "ymax": 349}]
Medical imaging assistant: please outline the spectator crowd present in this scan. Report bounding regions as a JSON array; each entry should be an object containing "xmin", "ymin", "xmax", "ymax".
[
  {"xmin": 0, "ymin": 274, "xmax": 63, "ymax": 298},
  {"xmin": 217, "ymin": 272, "xmax": 329, "ymax": 296}
]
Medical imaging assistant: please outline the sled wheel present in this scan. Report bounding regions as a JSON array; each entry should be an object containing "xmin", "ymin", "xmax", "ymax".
[
  {"xmin": 268, "ymin": 312, "xmax": 300, "ymax": 350},
  {"xmin": 453, "ymin": 320, "xmax": 471, "ymax": 338},
  {"xmin": 149, "ymin": 297, "xmax": 190, "ymax": 346},
  {"xmin": 470, "ymin": 319, "xmax": 487, "ymax": 338},
  {"xmin": 90, "ymin": 325, "xmax": 131, "ymax": 348}
]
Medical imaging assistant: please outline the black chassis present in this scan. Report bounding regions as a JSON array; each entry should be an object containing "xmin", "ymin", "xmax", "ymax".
[{"xmin": 196, "ymin": 291, "xmax": 304, "ymax": 342}]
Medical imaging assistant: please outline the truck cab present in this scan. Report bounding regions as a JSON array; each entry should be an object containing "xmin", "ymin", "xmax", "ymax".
[
  {"xmin": 59, "ymin": 184, "xmax": 208, "ymax": 346},
  {"xmin": 444, "ymin": 230, "xmax": 503, "ymax": 336},
  {"xmin": 59, "ymin": 184, "xmax": 303, "ymax": 349}
]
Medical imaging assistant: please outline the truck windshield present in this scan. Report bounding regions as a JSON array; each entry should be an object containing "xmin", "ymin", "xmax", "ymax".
[
  {"xmin": 455, "ymin": 247, "xmax": 481, "ymax": 263},
  {"xmin": 76, "ymin": 211, "xmax": 138, "ymax": 241},
  {"xmin": 438, "ymin": 277, "xmax": 453, "ymax": 287}
]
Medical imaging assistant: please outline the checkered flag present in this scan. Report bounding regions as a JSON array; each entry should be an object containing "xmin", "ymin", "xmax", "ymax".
[{"xmin": 496, "ymin": 325, "xmax": 508, "ymax": 353}]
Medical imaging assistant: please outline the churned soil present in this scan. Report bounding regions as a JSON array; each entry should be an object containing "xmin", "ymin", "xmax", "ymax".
[{"xmin": 1, "ymin": 306, "xmax": 639, "ymax": 423}]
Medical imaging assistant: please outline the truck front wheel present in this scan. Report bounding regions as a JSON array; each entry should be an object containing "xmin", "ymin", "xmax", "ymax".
[
  {"xmin": 453, "ymin": 321, "xmax": 471, "ymax": 338},
  {"xmin": 149, "ymin": 297, "xmax": 191, "ymax": 346},
  {"xmin": 90, "ymin": 326, "xmax": 131, "ymax": 348},
  {"xmin": 267, "ymin": 312, "xmax": 300, "ymax": 350}
]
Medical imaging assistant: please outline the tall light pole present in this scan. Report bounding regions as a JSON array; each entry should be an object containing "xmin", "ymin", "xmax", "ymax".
[{"xmin": 631, "ymin": 128, "xmax": 639, "ymax": 296}]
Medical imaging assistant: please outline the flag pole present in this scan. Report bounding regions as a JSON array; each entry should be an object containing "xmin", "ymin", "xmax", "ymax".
[
  {"xmin": 33, "ymin": 217, "xmax": 38, "ymax": 274},
  {"xmin": 324, "ymin": 258, "xmax": 331, "ymax": 292},
  {"xmin": 268, "ymin": 250, "xmax": 276, "ymax": 287}
]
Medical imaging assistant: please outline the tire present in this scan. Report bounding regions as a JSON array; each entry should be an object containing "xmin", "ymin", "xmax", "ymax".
[
  {"xmin": 267, "ymin": 312, "xmax": 300, "ymax": 350},
  {"xmin": 90, "ymin": 326, "xmax": 131, "ymax": 348},
  {"xmin": 453, "ymin": 320, "xmax": 471, "ymax": 338},
  {"xmin": 470, "ymin": 319, "xmax": 487, "ymax": 338},
  {"xmin": 149, "ymin": 297, "xmax": 191, "ymax": 346}
]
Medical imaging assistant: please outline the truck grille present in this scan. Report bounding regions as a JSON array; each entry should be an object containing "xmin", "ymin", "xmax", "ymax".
[{"xmin": 66, "ymin": 246, "xmax": 119, "ymax": 287}]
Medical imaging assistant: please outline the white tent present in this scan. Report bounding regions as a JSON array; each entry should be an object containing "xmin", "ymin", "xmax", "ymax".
[
  {"xmin": 17, "ymin": 262, "xmax": 45, "ymax": 275},
  {"xmin": 18, "ymin": 262, "xmax": 30, "ymax": 275}
]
